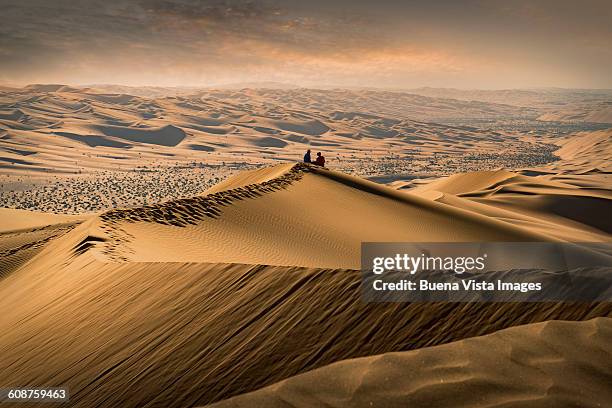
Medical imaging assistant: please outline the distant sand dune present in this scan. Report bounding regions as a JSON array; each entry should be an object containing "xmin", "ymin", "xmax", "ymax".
[
  {"xmin": 250, "ymin": 136, "xmax": 288, "ymax": 148},
  {"xmin": 408, "ymin": 139, "xmax": 611, "ymax": 241},
  {"xmin": 265, "ymin": 118, "xmax": 330, "ymax": 136},
  {"xmin": 24, "ymin": 84, "xmax": 80, "ymax": 93},
  {"xmin": 430, "ymin": 193, "xmax": 610, "ymax": 241},
  {"xmin": 53, "ymin": 131, "xmax": 133, "ymax": 148},
  {"xmin": 349, "ymin": 170, "xmax": 612, "ymax": 242},
  {"xmin": 0, "ymin": 86, "xmax": 558, "ymax": 175},
  {"xmin": 411, "ymin": 169, "xmax": 524, "ymax": 196},
  {"xmin": 551, "ymin": 129, "xmax": 611, "ymax": 171},
  {"xmin": 538, "ymin": 106, "xmax": 612, "ymax": 124}
]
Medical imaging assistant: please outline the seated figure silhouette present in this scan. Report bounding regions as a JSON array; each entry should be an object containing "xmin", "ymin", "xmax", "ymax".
[
  {"xmin": 303, "ymin": 149, "xmax": 311, "ymax": 163},
  {"xmin": 313, "ymin": 152, "xmax": 325, "ymax": 167}
]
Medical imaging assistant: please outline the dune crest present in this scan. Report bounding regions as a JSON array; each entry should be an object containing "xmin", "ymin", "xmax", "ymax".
[
  {"xmin": 80, "ymin": 163, "xmax": 560, "ymax": 268},
  {"xmin": 551, "ymin": 129, "xmax": 611, "ymax": 172}
]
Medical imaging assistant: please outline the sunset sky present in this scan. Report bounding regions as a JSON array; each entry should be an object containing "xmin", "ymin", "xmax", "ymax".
[{"xmin": 1, "ymin": 0, "xmax": 611, "ymax": 89}]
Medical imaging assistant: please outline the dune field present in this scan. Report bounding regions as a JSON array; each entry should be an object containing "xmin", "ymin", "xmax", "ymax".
[
  {"xmin": 0, "ymin": 86, "xmax": 561, "ymax": 175},
  {"xmin": 0, "ymin": 85, "xmax": 610, "ymax": 407},
  {"xmin": 406, "ymin": 87, "xmax": 612, "ymax": 125},
  {"xmin": 4, "ymin": 85, "xmax": 604, "ymax": 215}
]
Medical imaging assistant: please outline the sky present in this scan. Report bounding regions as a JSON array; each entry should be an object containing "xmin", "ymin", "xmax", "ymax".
[{"xmin": 1, "ymin": 0, "xmax": 611, "ymax": 89}]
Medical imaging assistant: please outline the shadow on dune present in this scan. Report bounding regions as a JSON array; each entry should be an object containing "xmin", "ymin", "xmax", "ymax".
[
  {"xmin": 0, "ymin": 260, "xmax": 610, "ymax": 407},
  {"xmin": 92, "ymin": 124, "xmax": 187, "ymax": 146},
  {"xmin": 207, "ymin": 318, "xmax": 612, "ymax": 408}
]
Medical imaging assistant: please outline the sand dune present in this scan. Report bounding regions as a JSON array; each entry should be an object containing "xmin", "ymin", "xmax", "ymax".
[
  {"xmin": 0, "ymin": 86, "xmax": 557, "ymax": 177},
  {"xmin": 426, "ymin": 192, "xmax": 610, "ymax": 241},
  {"xmin": 1, "ymin": 236, "xmax": 609, "ymax": 407},
  {"xmin": 403, "ymin": 130, "xmax": 611, "ymax": 241},
  {"xmin": 409, "ymin": 171, "xmax": 611, "ymax": 241},
  {"xmin": 88, "ymin": 163, "xmax": 561, "ymax": 268},
  {"xmin": 0, "ymin": 207, "xmax": 81, "ymax": 232},
  {"xmin": 24, "ymin": 84, "xmax": 81, "ymax": 93},
  {"xmin": 411, "ymin": 169, "xmax": 524, "ymax": 196},
  {"xmin": 0, "ymin": 208, "xmax": 81, "ymax": 277},
  {"xmin": 1, "ymin": 85, "xmax": 574, "ymax": 216},
  {"xmin": 0, "ymin": 160, "xmax": 608, "ymax": 407},
  {"xmin": 206, "ymin": 318, "xmax": 612, "ymax": 408},
  {"xmin": 538, "ymin": 105, "xmax": 612, "ymax": 124},
  {"xmin": 550, "ymin": 129, "xmax": 611, "ymax": 171},
  {"xmin": 408, "ymin": 87, "xmax": 612, "ymax": 124},
  {"xmin": 92, "ymin": 124, "xmax": 187, "ymax": 146},
  {"xmin": 0, "ymin": 85, "xmax": 610, "ymax": 408}
]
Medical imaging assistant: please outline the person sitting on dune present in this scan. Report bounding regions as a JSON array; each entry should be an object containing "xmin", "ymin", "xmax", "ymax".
[
  {"xmin": 313, "ymin": 152, "xmax": 325, "ymax": 167},
  {"xmin": 303, "ymin": 149, "xmax": 312, "ymax": 163}
]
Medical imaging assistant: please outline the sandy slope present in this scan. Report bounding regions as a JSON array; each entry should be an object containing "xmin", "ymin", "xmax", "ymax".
[
  {"xmin": 538, "ymin": 105, "xmax": 612, "ymax": 124},
  {"xmin": 0, "ymin": 207, "xmax": 81, "ymax": 232},
  {"xmin": 1, "ymin": 236, "xmax": 610, "ymax": 408},
  {"xmin": 550, "ymin": 129, "xmax": 611, "ymax": 172},
  {"xmin": 0, "ymin": 223, "xmax": 77, "ymax": 279},
  {"xmin": 0, "ymin": 162, "xmax": 609, "ymax": 407},
  {"xmin": 0, "ymin": 208, "xmax": 82, "ymax": 277},
  {"xmin": 206, "ymin": 318, "xmax": 612, "ymax": 408},
  {"xmin": 404, "ymin": 130, "xmax": 612, "ymax": 241},
  {"xmin": 409, "ymin": 172, "xmax": 611, "ymax": 240}
]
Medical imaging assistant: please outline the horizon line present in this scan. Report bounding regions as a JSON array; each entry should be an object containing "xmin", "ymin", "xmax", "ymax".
[{"xmin": 5, "ymin": 82, "xmax": 612, "ymax": 92}]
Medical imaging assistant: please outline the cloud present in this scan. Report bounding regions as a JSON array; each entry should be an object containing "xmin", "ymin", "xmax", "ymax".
[
  {"xmin": 0, "ymin": 0, "xmax": 610, "ymax": 88},
  {"xmin": 141, "ymin": 0, "xmax": 277, "ymax": 21}
]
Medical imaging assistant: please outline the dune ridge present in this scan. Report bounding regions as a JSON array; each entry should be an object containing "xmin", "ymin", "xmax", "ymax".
[
  {"xmin": 72, "ymin": 162, "xmax": 571, "ymax": 268},
  {"xmin": 0, "ymin": 222, "xmax": 78, "ymax": 278},
  {"xmin": 550, "ymin": 129, "xmax": 611, "ymax": 172},
  {"xmin": 403, "ymin": 130, "xmax": 611, "ymax": 241},
  {"xmin": 100, "ymin": 162, "xmax": 307, "ymax": 227}
]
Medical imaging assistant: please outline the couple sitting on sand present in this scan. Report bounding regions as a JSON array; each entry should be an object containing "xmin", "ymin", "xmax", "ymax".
[{"xmin": 304, "ymin": 149, "xmax": 325, "ymax": 167}]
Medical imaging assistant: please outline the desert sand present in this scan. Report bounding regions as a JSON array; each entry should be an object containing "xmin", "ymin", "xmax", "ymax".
[
  {"xmin": 1, "ymin": 86, "xmax": 565, "ymax": 214},
  {"xmin": 1, "ymin": 85, "xmax": 548, "ymax": 177},
  {"xmin": 0, "ymin": 208, "xmax": 82, "ymax": 278},
  {"xmin": 0, "ymin": 232, "xmax": 610, "ymax": 407},
  {"xmin": 206, "ymin": 318, "xmax": 612, "ymax": 408},
  {"xmin": 0, "ymin": 85, "xmax": 610, "ymax": 407},
  {"xmin": 407, "ymin": 87, "xmax": 612, "ymax": 125}
]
